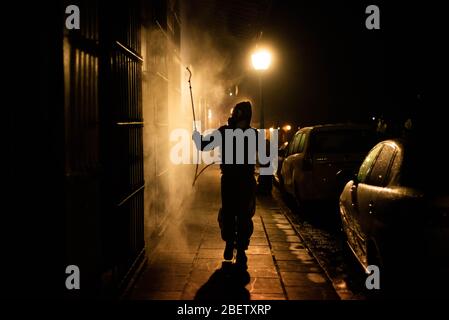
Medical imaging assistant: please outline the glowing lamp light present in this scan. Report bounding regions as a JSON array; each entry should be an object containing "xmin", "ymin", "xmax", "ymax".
[
  {"xmin": 269, "ymin": 127, "xmax": 274, "ymax": 133},
  {"xmin": 251, "ymin": 49, "xmax": 272, "ymax": 70}
]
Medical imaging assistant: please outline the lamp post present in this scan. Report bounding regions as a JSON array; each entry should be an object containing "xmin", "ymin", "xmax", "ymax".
[
  {"xmin": 252, "ymin": 49, "xmax": 272, "ymax": 194},
  {"xmin": 251, "ymin": 49, "xmax": 271, "ymax": 129}
]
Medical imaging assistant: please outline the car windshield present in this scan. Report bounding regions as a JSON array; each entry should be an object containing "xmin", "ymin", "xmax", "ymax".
[{"xmin": 311, "ymin": 129, "xmax": 376, "ymax": 154}]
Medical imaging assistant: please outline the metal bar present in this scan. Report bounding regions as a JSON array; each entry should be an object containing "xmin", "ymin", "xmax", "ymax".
[
  {"xmin": 115, "ymin": 40, "xmax": 143, "ymax": 62},
  {"xmin": 155, "ymin": 20, "xmax": 169, "ymax": 40},
  {"xmin": 117, "ymin": 184, "xmax": 145, "ymax": 207},
  {"xmin": 157, "ymin": 169, "xmax": 169, "ymax": 177},
  {"xmin": 156, "ymin": 72, "xmax": 169, "ymax": 82}
]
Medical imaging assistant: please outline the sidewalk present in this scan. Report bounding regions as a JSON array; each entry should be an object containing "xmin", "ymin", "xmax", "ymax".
[{"xmin": 129, "ymin": 166, "xmax": 339, "ymax": 300}]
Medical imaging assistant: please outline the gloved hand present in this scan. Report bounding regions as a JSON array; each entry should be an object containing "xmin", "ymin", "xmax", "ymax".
[
  {"xmin": 192, "ymin": 130, "xmax": 201, "ymax": 141},
  {"xmin": 192, "ymin": 130, "xmax": 201, "ymax": 149}
]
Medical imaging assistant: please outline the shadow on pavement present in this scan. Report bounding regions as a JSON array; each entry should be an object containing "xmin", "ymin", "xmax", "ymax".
[{"xmin": 194, "ymin": 262, "xmax": 251, "ymax": 301}]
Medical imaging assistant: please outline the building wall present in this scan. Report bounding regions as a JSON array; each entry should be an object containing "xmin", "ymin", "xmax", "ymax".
[
  {"xmin": 61, "ymin": 0, "xmax": 145, "ymax": 297},
  {"xmin": 62, "ymin": 0, "xmax": 102, "ymax": 297},
  {"xmin": 141, "ymin": 0, "xmax": 195, "ymax": 248},
  {"xmin": 34, "ymin": 0, "xmax": 192, "ymax": 298}
]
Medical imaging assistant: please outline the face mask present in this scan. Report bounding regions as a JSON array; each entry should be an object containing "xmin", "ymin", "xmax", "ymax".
[
  {"xmin": 228, "ymin": 116, "xmax": 237, "ymax": 127},
  {"xmin": 228, "ymin": 109, "xmax": 242, "ymax": 128}
]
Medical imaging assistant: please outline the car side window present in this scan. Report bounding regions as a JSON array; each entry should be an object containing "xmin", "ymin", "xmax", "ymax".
[
  {"xmin": 289, "ymin": 133, "xmax": 301, "ymax": 155},
  {"xmin": 288, "ymin": 134, "xmax": 297, "ymax": 155},
  {"xmin": 388, "ymin": 149, "xmax": 402, "ymax": 185},
  {"xmin": 358, "ymin": 144, "xmax": 382, "ymax": 183},
  {"xmin": 297, "ymin": 133, "xmax": 306, "ymax": 153},
  {"xmin": 366, "ymin": 144, "xmax": 396, "ymax": 187}
]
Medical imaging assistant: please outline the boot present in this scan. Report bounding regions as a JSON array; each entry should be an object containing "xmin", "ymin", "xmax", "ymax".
[
  {"xmin": 223, "ymin": 241, "xmax": 234, "ymax": 260},
  {"xmin": 235, "ymin": 249, "xmax": 248, "ymax": 268}
]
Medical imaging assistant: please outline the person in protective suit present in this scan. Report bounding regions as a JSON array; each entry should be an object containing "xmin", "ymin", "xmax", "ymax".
[{"xmin": 193, "ymin": 101, "xmax": 257, "ymax": 267}]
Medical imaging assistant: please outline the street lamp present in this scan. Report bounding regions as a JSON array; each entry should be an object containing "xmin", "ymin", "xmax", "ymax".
[
  {"xmin": 252, "ymin": 50, "xmax": 271, "ymax": 71},
  {"xmin": 251, "ymin": 49, "xmax": 271, "ymax": 129}
]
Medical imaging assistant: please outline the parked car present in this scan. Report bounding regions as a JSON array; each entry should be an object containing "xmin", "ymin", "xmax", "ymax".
[
  {"xmin": 275, "ymin": 141, "xmax": 289, "ymax": 183},
  {"xmin": 339, "ymin": 139, "xmax": 449, "ymax": 281},
  {"xmin": 277, "ymin": 124, "xmax": 377, "ymax": 209}
]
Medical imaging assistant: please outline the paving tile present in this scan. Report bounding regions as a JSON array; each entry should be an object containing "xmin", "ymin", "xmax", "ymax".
[
  {"xmin": 277, "ymin": 260, "xmax": 322, "ymax": 272},
  {"xmin": 272, "ymin": 250, "xmax": 314, "ymax": 261},
  {"xmin": 156, "ymin": 242, "xmax": 200, "ymax": 253},
  {"xmin": 144, "ymin": 263, "xmax": 192, "ymax": 277},
  {"xmin": 250, "ymin": 293, "xmax": 286, "ymax": 300},
  {"xmin": 247, "ymin": 267, "xmax": 279, "ymax": 278},
  {"xmin": 261, "ymin": 213, "xmax": 288, "ymax": 218},
  {"xmin": 246, "ymin": 277, "xmax": 284, "ymax": 294},
  {"xmin": 267, "ymin": 235, "xmax": 302, "ymax": 243},
  {"xmin": 197, "ymin": 248, "xmax": 225, "ymax": 259},
  {"xmin": 193, "ymin": 258, "xmax": 224, "ymax": 271},
  {"xmin": 151, "ymin": 252, "xmax": 196, "ymax": 264},
  {"xmin": 270, "ymin": 241, "xmax": 305, "ymax": 251},
  {"xmin": 202, "ymin": 227, "xmax": 221, "ymax": 234},
  {"xmin": 202, "ymin": 235, "xmax": 223, "ymax": 242},
  {"xmin": 200, "ymin": 241, "xmax": 225, "ymax": 249},
  {"xmin": 265, "ymin": 228, "xmax": 297, "ymax": 236},
  {"xmin": 263, "ymin": 219, "xmax": 289, "ymax": 225},
  {"xmin": 253, "ymin": 222, "xmax": 264, "ymax": 231},
  {"xmin": 265, "ymin": 224, "xmax": 293, "ymax": 230},
  {"xmin": 251, "ymin": 230, "xmax": 266, "ymax": 237},
  {"xmin": 249, "ymin": 237, "xmax": 269, "ymax": 246},
  {"xmin": 247, "ymin": 246, "xmax": 271, "ymax": 255},
  {"xmin": 182, "ymin": 282, "xmax": 202, "ymax": 300},
  {"xmin": 280, "ymin": 271, "xmax": 328, "ymax": 286},
  {"xmin": 188, "ymin": 270, "xmax": 215, "ymax": 287},
  {"xmin": 247, "ymin": 254, "xmax": 275, "ymax": 267}
]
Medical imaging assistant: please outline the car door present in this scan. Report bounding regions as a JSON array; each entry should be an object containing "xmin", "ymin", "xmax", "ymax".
[
  {"xmin": 290, "ymin": 132, "xmax": 307, "ymax": 196},
  {"xmin": 342, "ymin": 143, "xmax": 382, "ymax": 266},
  {"xmin": 282, "ymin": 132, "xmax": 302, "ymax": 194},
  {"xmin": 356, "ymin": 143, "xmax": 397, "ymax": 266},
  {"xmin": 276, "ymin": 144, "xmax": 288, "ymax": 180}
]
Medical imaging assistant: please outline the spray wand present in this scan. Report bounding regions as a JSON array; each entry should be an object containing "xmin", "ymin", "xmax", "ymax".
[
  {"xmin": 187, "ymin": 67, "xmax": 218, "ymax": 186},
  {"xmin": 187, "ymin": 67, "xmax": 200, "ymax": 185},
  {"xmin": 187, "ymin": 67, "xmax": 197, "ymax": 131}
]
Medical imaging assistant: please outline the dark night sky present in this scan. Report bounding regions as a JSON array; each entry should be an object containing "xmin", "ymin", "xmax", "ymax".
[
  {"xmin": 189, "ymin": 1, "xmax": 446, "ymax": 130},
  {"xmin": 258, "ymin": 1, "xmax": 439, "ymax": 128},
  {"xmin": 260, "ymin": 1, "xmax": 382, "ymax": 126}
]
